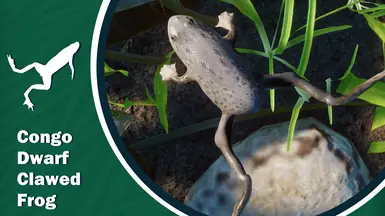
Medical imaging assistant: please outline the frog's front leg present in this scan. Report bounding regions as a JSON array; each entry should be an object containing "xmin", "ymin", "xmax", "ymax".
[
  {"xmin": 215, "ymin": 112, "xmax": 251, "ymax": 216},
  {"xmin": 216, "ymin": 11, "xmax": 236, "ymax": 43},
  {"xmin": 263, "ymin": 70, "xmax": 385, "ymax": 106},
  {"xmin": 159, "ymin": 63, "xmax": 194, "ymax": 84}
]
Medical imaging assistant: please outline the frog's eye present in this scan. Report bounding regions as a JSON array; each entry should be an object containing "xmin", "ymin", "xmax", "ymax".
[
  {"xmin": 187, "ymin": 18, "xmax": 195, "ymax": 25},
  {"xmin": 171, "ymin": 35, "xmax": 177, "ymax": 41}
]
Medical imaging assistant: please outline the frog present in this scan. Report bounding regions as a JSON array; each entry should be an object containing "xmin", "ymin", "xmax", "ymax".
[{"xmin": 159, "ymin": 11, "xmax": 385, "ymax": 216}]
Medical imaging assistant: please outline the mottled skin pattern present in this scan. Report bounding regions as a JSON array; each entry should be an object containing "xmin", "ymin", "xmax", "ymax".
[
  {"xmin": 168, "ymin": 15, "xmax": 260, "ymax": 115},
  {"xmin": 161, "ymin": 12, "xmax": 385, "ymax": 216}
]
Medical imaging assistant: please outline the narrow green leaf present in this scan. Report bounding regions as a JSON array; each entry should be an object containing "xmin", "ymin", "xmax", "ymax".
[
  {"xmin": 220, "ymin": 0, "xmax": 271, "ymax": 52},
  {"xmin": 275, "ymin": 0, "xmax": 295, "ymax": 54},
  {"xmin": 236, "ymin": 48, "xmax": 298, "ymax": 72},
  {"xmin": 272, "ymin": 0, "xmax": 286, "ymax": 48},
  {"xmin": 339, "ymin": 44, "xmax": 359, "ymax": 80},
  {"xmin": 368, "ymin": 141, "xmax": 385, "ymax": 153},
  {"xmin": 336, "ymin": 72, "xmax": 385, "ymax": 107},
  {"xmin": 154, "ymin": 50, "xmax": 175, "ymax": 133},
  {"xmin": 294, "ymin": 1, "xmax": 360, "ymax": 33},
  {"xmin": 285, "ymin": 25, "xmax": 351, "ymax": 50},
  {"xmin": 372, "ymin": 106, "xmax": 385, "ymax": 130},
  {"xmin": 268, "ymin": 52, "xmax": 275, "ymax": 112},
  {"xmin": 297, "ymin": 0, "xmax": 317, "ymax": 78},
  {"xmin": 326, "ymin": 78, "xmax": 333, "ymax": 125},
  {"xmin": 117, "ymin": 69, "xmax": 129, "ymax": 76},
  {"xmin": 370, "ymin": 9, "xmax": 385, "ymax": 19},
  {"xmin": 123, "ymin": 98, "xmax": 134, "ymax": 109},
  {"xmin": 287, "ymin": 97, "xmax": 305, "ymax": 151},
  {"xmin": 104, "ymin": 62, "xmax": 129, "ymax": 76},
  {"xmin": 145, "ymin": 87, "xmax": 155, "ymax": 103},
  {"xmin": 295, "ymin": 87, "xmax": 311, "ymax": 102},
  {"xmin": 353, "ymin": 4, "xmax": 385, "ymax": 14},
  {"xmin": 364, "ymin": 14, "xmax": 385, "ymax": 43}
]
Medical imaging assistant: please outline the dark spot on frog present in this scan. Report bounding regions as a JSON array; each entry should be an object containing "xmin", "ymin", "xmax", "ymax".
[
  {"xmin": 199, "ymin": 31, "xmax": 208, "ymax": 38},
  {"xmin": 326, "ymin": 138, "xmax": 334, "ymax": 151},
  {"xmin": 356, "ymin": 174, "xmax": 366, "ymax": 190},
  {"xmin": 216, "ymin": 172, "xmax": 230, "ymax": 184},
  {"xmin": 202, "ymin": 189, "xmax": 214, "ymax": 198},
  {"xmin": 187, "ymin": 17, "xmax": 195, "ymax": 25},
  {"xmin": 185, "ymin": 48, "xmax": 190, "ymax": 53},
  {"xmin": 223, "ymin": 87, "xmax": 228, "ymax": 91},
  {"xmin": 217, "ymin": 193, "xmax": 227, "ymax": 206},
  {"xmin": 346, "ymin": 159, "xmax": 353, "ymax": 174},
  {"xmin": 252, "ymin": 156, "xmax": 267, "ymax": 167},
  {"xmin": 198, "ymin": 75, "xmax": 203, "ymax": 80},
  {"xmin": 213, "ymin": 47, "xmax": 221, "ymax": 55},
  {"xmin": 334, "ymin": 148, "xmax": 346, "ymax": 162},
  {"xmin": 200, "ymin": 61, "xmax": 207, "ymax": 69}
]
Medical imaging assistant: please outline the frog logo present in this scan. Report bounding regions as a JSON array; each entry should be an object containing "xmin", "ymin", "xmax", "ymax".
[{"xmin": 6, "ymin": 42, "xmax": 80, "ymax": 111}]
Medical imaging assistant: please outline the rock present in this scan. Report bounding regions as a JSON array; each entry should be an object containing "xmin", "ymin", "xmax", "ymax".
[{"xmin": 184, "ymin": 118, "xmax": 371, "ymax": 216}]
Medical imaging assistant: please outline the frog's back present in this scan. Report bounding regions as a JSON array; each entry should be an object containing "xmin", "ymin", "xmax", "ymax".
[{"xmin": 168, "ymin": 16, "xmax": 261, "ymax": 115}]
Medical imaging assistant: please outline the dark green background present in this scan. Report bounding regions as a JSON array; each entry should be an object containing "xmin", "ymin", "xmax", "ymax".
[{"xmin": 0, "ymin": 0, "xmax": 384, "ymax": 215}]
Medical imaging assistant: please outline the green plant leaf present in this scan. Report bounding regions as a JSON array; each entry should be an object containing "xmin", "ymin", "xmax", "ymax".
[
  {"xmin": 285, "ymin": 25, "xmax": 352, "ymax": 50},
  {"xmin": 271, "ymin": 0, "xmax": 285, "ymax": 48},
  {"xmin": 364, "ymin": 14, "xmax": 385, "ymax": 43},
  {"xmin": 339, "ymin": 44, "xmax": 359, "ymax": 80},
  {"xmin": 294, "ymin": 1, "xmax": 360, "ymax": 33},
  {"xmin": 220, "ymin": 0, "xmax": 271, "ymax": 52},
  {"xmin": 145, "ymin": 86, "xmax": 155, "ymax": 103},
  {"xmin": 236, "ymin": 48, "xmax": 298, "ymax": 72},
  {"xmin": 336, "ymin": 72, "xmax": 385, "ymax": 107},
  {"xmin": 287, "ymin": 97, "xmax": 305, "ymax": 151},
  {"xmin": 368, "ymin": 141, "xmax": 385, "ymax": 153},
  {"xmin": 275, "ymin": 0, "xmax": 295, "ymax": 54},
  {"xmin": 268, "ymin": 52, "xmax": 275, "ymax": 112},
  {"xmin": 372, "ymin": 106, "xmax": 385, "ymax": 130},
  {"xmin": 297, "ymin": 0, "xmax": 317, "ymax": 78},
  {"xmin": 326, "ymin": 78, "xmax": 333, "ymax": 125},
  {"xmin": 154, "ymin": 50, "xmax": 175, "ymax": 133},
  {"xmin": 295, "ymin": 87, "xmax": 311, "ymax": 102},
  {"xmin": 104, "ymin": 62, "xmax": 129, "ymax": 76}
]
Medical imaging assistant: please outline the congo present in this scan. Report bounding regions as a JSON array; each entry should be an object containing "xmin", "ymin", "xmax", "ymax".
[{"xmin": 17, "ymin": 130, "xmax": 72, "ymax": 147}]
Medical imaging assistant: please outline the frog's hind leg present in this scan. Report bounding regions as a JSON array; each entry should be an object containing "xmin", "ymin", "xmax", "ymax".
[
  {"xmin": 216, "ymin": 11, "xmax": 236, "ymax": 46},
  {"xmin": 263, "ymin": 71, "xmax": 385, "ymax": 106},
  {"xmin": 214, "ymin": 113, "xmax": 251, "ymax": 216},
  {"xmin": 159, "ymin": 63, "xmax": 194, "ymax": 84}
]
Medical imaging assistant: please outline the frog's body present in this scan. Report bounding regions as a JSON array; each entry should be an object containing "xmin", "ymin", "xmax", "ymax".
[
  {"xmin": 160, "ymin": 12, "xmax": 385, "ymax": 216},
  {"xmin": 167, "ymin": 15, "xmax": 260, "ymax": 115}
]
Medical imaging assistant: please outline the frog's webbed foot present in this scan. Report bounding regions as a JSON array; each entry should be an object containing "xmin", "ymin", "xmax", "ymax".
[
  {"xmin": 214, "ymin": 113, "xmax": 251, "ymax": 216},
  {"xmin": 159, "ymin": 63, "xmax": 193, "ymax": 84},
  {"xmin": 263, "ymin": 70, "xmax": 385, "ymax": 106},
  {"xmin": 216, "ymin": 11, "xmax": 236, "ymax": 45}
]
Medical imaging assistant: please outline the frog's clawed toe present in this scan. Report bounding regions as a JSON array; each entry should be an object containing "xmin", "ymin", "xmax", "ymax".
[
  {"xmin": 160, "ymin": 63, "xmax": 178, "ymax": 81},
  {"xmin": 216, "ymin": 11, "xmax": 234, "ymax": 32},
  {"xmin": 23, "ymin": 99, "xmax": 34, "ymax": 111}
]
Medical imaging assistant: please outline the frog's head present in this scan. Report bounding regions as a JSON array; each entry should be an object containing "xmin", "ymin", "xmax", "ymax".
[{"xmin": 167, "ymin": 15, "xmax": 209, "ymax": 50}]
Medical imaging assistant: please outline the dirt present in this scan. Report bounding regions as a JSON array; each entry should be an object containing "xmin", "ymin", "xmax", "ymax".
[{"xmin": 106, "ymin": 0, "xmax": 385, "ymax": 204}]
